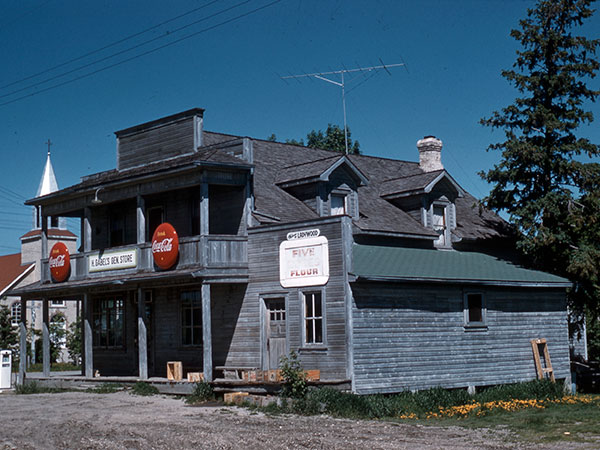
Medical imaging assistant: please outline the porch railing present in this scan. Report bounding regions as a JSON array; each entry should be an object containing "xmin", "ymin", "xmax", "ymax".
[{"xmin": 40, "ymin": 235, "xmax": 247, "ymax": 283}]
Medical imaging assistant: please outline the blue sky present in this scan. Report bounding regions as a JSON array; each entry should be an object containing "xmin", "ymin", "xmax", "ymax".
[{"xmin": 0, "ymin": 0, "xmax": 598, "ymax": 253}]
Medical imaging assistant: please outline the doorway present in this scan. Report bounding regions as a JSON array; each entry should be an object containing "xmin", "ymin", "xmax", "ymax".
[{"xmin": 263, "ymin": 298, "xmax": 287, "ymax": 371}]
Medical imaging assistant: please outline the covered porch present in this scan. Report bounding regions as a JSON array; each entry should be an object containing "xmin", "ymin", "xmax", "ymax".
[{"xmin": 14, "ymin": 269, "xmax": 249, "ymax": 385}]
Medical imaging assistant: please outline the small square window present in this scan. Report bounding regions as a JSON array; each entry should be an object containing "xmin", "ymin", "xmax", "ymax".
[{"xmin": 464, "ymin": 293, "xmax": 486, "ymax": 329}]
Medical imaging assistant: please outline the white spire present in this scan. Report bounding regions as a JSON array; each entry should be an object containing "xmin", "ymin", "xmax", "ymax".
[{"xmin": 36, "ymin": 142, "xmax": 59, "ymax": 197}]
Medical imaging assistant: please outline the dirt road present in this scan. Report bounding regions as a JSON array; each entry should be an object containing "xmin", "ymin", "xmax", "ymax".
[{"xmin": 0, "ymin": 391, "xmax": 589, "ymax": 449}]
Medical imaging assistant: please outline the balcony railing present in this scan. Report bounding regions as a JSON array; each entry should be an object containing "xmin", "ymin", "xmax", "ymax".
[{"xmin": 41, "ymin": 235, "xmax": 247, "ymax": 283}]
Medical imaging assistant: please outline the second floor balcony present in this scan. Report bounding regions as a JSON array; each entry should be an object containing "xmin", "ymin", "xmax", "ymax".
[{"xmin": 41, "ymin": 234, "xmax": 248, "ymax": 284}]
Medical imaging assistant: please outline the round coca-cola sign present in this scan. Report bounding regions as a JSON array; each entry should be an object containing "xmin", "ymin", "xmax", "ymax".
[
  {"xmin": 49, "ymin": 242, "xmax": 70, "ymax": 282},
  {"xmin": 152, "ymin": 222, "xmax": 179, "ymax": 270}
]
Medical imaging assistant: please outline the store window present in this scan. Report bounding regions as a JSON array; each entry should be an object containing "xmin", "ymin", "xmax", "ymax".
[
  {"xmin": 93, "ymin": 297, "xmax": 125, "ymax": 347},
  {"xmin": 181, "ymin": 291, "xmax": 202, "ymax": 346}
]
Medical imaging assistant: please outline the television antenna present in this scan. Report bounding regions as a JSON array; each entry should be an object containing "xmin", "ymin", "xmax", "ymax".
[{"xmin": 281, "ymin": 60, "xmax": 406, "ymax": 154}]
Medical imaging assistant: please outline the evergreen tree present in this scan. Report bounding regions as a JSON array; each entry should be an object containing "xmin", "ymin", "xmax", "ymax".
[
  {"xmin": 306, "ymin": 124, "xmax": 360, "ymax": 154},
  {"xmin": 0, "ymin": 304, "xmax": 18, "ymax": 352},
  {"xmin": 279, "ymin": 124, "xmax": 361, "ymax": 154},
  {"xmin": 480, "ymin": 0, "xmax": 600, "ymax": 338}
]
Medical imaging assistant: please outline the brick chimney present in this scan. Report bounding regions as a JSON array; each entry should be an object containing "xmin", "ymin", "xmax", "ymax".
[{"xmin": 417, "ymin": 136, "xmax": 443, "ymax": 172}]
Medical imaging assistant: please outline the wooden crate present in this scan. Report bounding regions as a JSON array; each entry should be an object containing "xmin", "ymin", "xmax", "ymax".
[
  {"xmin": 267, "ymin": 370, "xmax": 282, "ymax": 382},
  {"xmin": 243, "ymin": 370, "xmax": 264, "ymax": 382},
  {"xmin": 187, "ymin": 372, "xmax": 204, "ymax": 382},
  {"xmin": 305, "ymin": 370, "xmax": 320, "ymax": 381},
  {"xmin": 224, "ymin": 391, "xmax": 249, "ymax": 404},
  {"xmin": 167, "ymin": 361, "xmax": 183, "ymax": 381}
]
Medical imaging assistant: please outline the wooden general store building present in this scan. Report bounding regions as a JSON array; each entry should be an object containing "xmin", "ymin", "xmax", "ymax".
[{"xmin": 14, "ymin": 108, "xmax": 573, "ymax": 394}]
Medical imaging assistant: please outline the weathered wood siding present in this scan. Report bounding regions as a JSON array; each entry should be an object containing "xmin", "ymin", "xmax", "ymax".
[
  {"xmin": 152, "ymin": 287, "xmax": 203, "ymax": 377},
  {"xmin": 238, "ymin": 218, "xmax": 348, "ymax": 379},
  {"xmin": 351, "ymin": 282, "xmax": 571, "ymax": 394},
  {"xmin": 117, "ymin": 117, "xmax": 195, "ymax": 170}
]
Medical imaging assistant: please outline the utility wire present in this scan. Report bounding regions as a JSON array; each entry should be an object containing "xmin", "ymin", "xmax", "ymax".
[
  {"xmin": 0, "ymin": 0, "xmax": 282, "ymax": 107},
  {"xmin": 0, "ymin": 184, "xmax": 27, "ymax": 200},
  {"xmin": 0, "ymin": 0, "xmax": 221, "ymax": 91},
  {"xmin": 0, "ymin": 0, "xmax": 250, "ymax": 100}
]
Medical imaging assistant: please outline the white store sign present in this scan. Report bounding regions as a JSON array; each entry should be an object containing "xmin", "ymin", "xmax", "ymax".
[
  {"xmin": 279, "ymin": 233, "xmax": 329, "ymax": 288},
  {"xmin": 88, "ymin": 248, "xmax": 138, "ymax": 273}
]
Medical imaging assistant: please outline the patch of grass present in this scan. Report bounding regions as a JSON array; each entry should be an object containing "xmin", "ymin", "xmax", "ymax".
[
  {"xmin": 87, "ymin": 383, "xmax": 123, "ymax": 394},
  {"xmin": 440, "ymin": 396, "xmax": 600, "ymax": 444},
  {"xmin": 185, "ymin": 381, "xmax": 214, "ymax": 404},
  {"xmin": 15, "ymin": 381, "xmax": 69, "ymax": 394},
  {"xmin": 129, "ymin": 381, "xmax": 159, "ymax": 396},
  {"xmin": 26, "ymin": 362, "xmax": 81, "ymax": 372}
]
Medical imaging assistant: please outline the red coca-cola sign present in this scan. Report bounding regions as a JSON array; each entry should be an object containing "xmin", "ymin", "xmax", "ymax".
[
  {"xmin": 152, "ymin": 222, "xmax": 179, "ymax": 270},
  {"xmin": 49, "ymin": 242, "xmax": 70, "ymax": 282}
]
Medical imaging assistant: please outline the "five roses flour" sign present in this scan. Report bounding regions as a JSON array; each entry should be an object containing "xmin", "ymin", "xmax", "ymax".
[{"xmin": 279, "ymin": 229, "xmax": 329, "ymax": 288}]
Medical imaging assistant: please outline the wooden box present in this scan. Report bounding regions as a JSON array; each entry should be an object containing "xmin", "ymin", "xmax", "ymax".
[
  {"xmin": 187, "ymin": 372, "xmax": 204, "ymax": 382},
  {"xmin": 167, "ymin": 361, "xmax": 183, "ymax": 381},
  {"xmin": 267, "ymin": 370, "xmax": 282, "ymax": 382},
  {"xmin": 305, "ymin": 370, "xmax": 320, "ymax": 381},
  {"xmin": 224, "ymin": 391, "xmax": 249, "ymax": 404}
]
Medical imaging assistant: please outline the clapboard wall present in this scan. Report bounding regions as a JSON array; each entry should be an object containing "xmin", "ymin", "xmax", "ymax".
[
  {"xmin": 351, "ymin": 282, "xmax": 571, "ymax": 394},
  {"xmin": 116, "ymin": 111, "xmax": 201, "ymax": 171},
  {"xmin": 236, "ymin": 217, "xmax": 348, "ymax": 380}
]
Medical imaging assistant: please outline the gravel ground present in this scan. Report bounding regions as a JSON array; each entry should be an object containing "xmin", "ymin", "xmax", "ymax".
[{"xmin": 0, "ymin": 391, "xmax": 595, "ymax": 449}]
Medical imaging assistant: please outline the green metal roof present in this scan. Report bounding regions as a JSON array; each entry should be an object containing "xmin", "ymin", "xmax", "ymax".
[{"xmin": 351, "ymin": 244, "xmax": 571, "ymax": 287}]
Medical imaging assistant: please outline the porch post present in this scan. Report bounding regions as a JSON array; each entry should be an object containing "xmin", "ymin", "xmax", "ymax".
[
  {"xmin": 83, "ymin": 207, "xmax": 92, "ymax": 252},
  {"xmin": 18, "ymin": 298, "xmax": 27, "ymax": 384},
  {"xmin": 42, "ymin": 298, "xmax": 50, "ymax": 376},
  {"xmin": 200, "ymin": 180, "xmax": 209, "ymax": 236},
  {"xmin": 202, "ymin": 282, "xmax": 212, "ymax": 382},
  {"xmin": 83, "ymin": 294, "xmax": 93, "ymax": 378},
  {"xmin": 137, "ymin": 287, "xmax": 148, "ymax": 380},
  {"xmin": 136, "ymin": 195, "xmax": 145, "ymax": 244},
  {"xmin": 41, "ymin": 213, "xmax": 48, "ymax": 259}
]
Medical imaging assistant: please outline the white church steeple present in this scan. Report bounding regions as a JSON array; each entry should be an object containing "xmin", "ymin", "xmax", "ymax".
[
  {"xmin": 33, "ymin": 140, "xmax": 63, "ymax": 229},
  {"xmin": 36, "ymin": 140, "xmax": 59, "ymax": 198}
]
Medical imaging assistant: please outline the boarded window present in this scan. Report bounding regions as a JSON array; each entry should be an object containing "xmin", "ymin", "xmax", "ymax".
[
  {"xmin": 181, "ymin": 291, "xmax": 202, "ymax": 346},
  {"xmin": 304, "ymin": 292, "xmax": 323, "ymax": 344}
]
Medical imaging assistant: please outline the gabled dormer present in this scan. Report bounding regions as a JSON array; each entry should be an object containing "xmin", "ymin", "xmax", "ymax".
[
  {"xmin": 380, "ymin": 137, "xmax": 465, "ymax": 248},
  {"xmin": 276, "ymin": 154, "xmax": 368, "ymax": 219}
]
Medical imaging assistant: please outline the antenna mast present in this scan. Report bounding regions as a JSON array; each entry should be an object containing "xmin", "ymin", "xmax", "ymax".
[{"xmin": 281, "ymin": 61, "xmax": 405, "ymax": 154}]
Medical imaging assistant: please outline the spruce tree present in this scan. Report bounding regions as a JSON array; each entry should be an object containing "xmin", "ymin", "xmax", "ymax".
[{"xmin": 480, "ymin": 0, "xmax": 600, "ymax": 321}]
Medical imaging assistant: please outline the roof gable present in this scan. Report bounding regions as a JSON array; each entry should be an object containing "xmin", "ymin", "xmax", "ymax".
[
  {"xmin": 380, "ymin": 170, "xmax": 465, "ymax": 199},
  {"xmin": 0, "ymin": 253, "xmax": 34, "ymax": 296},
  {"xmin": 276, "ymin": 155, "xmax": 368, "ymax": 188}
]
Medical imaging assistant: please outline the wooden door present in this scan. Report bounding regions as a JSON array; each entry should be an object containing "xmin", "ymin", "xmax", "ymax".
[{"xmin": 265, "ymin": 299, "xmax": 287, "ymax": 370}]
